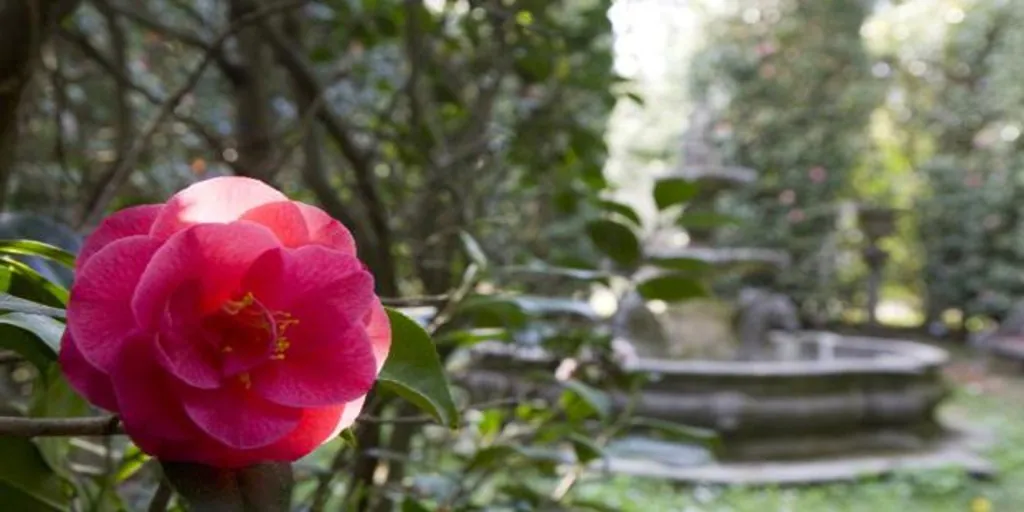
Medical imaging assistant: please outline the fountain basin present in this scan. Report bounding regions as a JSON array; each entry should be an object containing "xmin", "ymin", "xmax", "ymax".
[
  {"xmin": 462, "ymin": 331, "xmax": 953, "ymax": 461},
  {"xmin": 622, "ymin": 331, "xmax": 950, "ymax": 460}
]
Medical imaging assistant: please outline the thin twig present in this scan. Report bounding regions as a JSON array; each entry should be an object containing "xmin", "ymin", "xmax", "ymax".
[
  {"xmin": 148, "ymin": 478, "xmax": 173, "ymax": 512},
  {"xmin": 77, "ymin": 0, "xmax": 311, "ymax": 228},
  {"xmin": 427, "ymin": 263, "xmax": 480, "ymax": 334},
  {"xmin": 380, "ymin": 295, "xmax": 449, "ymax": 308},
  {"xmin": 58, "ymin": 27, "xmax": 233, "ymax": 168},
  {"xmin": 308, "ymin": 442, "xmax": 350, "ymax": 512},
  {"xmin": 104, "ymin": 0, "xmax": 243, "ymax": 84},
  {"xmin": 0, "ymin": 415, "xmax": 122, "ymax": 437}
]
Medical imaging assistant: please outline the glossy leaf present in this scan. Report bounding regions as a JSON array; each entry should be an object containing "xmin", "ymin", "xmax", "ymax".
[
  {"xmin": 379, "ymin": 308, "xmax": 459, "ymax": 427},
  {"xmin": 0, "ymin": 437, "xmax": 69, "ymax": 511},
  {"xmin": 0, "ymin": 313, "xmax": 66, "ymax": 376},
  {"xmin": 401, "ymin": 498, "xmax": 433, "ymax": 512},
  {"xmin": 161, "ymin": 461, "xmax": 293, "ymax": 512},
  {"xmin": 676, "ymin": 211, "xmax": 740, "ymax": 229},
  {"xmin": 0, "ymin": 240, "xmax": 76, "ymax": 269},
  {"xmin": 628, "ymin": 417, "xmax": 719, "ymax": 448},
  {"xmin": 0, "ymin": 293, "xmax": 66, "ymax": 318},
  {"xmin": 636, "ymin": 274, "xmax": 708, "ymax": 302},
  {"xmin": 1, "ymin": 257, "xmax": 69, "ymax": 306},
  {"xmin": 458, "ymin": 231, "xmax": 488, "ymax": 269},
  {"xmin": 31, "ymin": 364, "xmax": 91, "ymax": 476},
  {"xmin": 597, "ymin": 199, "xmax": 643, "ymax": 227},
  {"xmin": 560, "ymin": 380, "xmax": 611, "ymax": 420},
  {"xmin": 646, "ymin": 256, "xmax": 713, "ymax": 274},
  {"xmin": 653, "ymin": 178, "xmax": 698, "ymax": 210},
  {"xmin": 569, "ymin": 433, "xmax": 604, "ymax": 464},
  {"xmin": 572, "ymin": 499, "xmax": 622, "ymax": 512},
  {"xmin": 500, "ymin": 263, "xmax": 612, "ymax": 283},
  {"xmin": 585, "ymin": 219, "xmax": 641, "ymax": 268}
]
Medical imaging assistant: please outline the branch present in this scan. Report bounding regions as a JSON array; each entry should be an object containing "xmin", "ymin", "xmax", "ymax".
[
  {"xmin": 58, "ymin": 26, "xmax": 232, "ymax": 164},
  {"xmin": 76, "ymin": 0, "xmax": 311, "ymax": 228},
  {"xmin": 148, "ymin": 479, "xmax": 174, "ymax": 512},
  {"xmin": 0, "ymin": 415, "xmax": 122, "ymax": 437},
  {"xmin": 279, "ymin": 10, "xmax": 377, "ymax": 267},
  {"xmin": 261, "ymin": 18, "xmax": 398, "ymax": 295},
  {"xmin": 104, "ymin": 0, "xmax": 244, "ymax": 85}
]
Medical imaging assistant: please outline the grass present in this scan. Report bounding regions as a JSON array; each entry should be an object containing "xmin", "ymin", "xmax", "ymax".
[{"xmin": 577, "ymin": 358, "xmax": 1024, "ymax": 511}]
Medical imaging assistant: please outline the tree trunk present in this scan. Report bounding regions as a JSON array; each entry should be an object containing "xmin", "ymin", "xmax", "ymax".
[
  {"xmin": 230, "ymin": 0, "xmax": 276, "ymax": 183},
  {"xmin": 0, "ymin": 0, "xmax": 81, "ymax": 211}
]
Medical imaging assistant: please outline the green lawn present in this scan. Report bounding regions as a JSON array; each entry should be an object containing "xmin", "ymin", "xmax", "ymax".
[{"xmin": 578, "ymin": 359, "xmax": 1024, "ymax": 512}]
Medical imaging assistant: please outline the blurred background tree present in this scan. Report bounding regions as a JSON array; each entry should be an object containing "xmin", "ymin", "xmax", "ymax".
[{"xmin": 688, "ymin": 0, "xmax": 882, "ymax": 321}]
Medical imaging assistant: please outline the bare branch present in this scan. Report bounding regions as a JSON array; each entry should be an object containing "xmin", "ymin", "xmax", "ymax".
[
  {"xmin": 104, "ymin": 0, "xmax": 244, "ymax": 85},
  {"xmin": 0, "ymin": 415, "xmax": 122, "ymax": 437},
  {"xmin": 58, "ymin": 27, "xmax": 232, "ymax": 164},
  {"xmin": 261, "ymin": 17, "xmax": 398, "ymax": 295},
  {"xmin": 76, "ymin": 0, "xmax": 312, "ymax": 228},
  {"xmin": 148, "ymin": 479, "xmax": 174, "ymax": 512},
  {"xmin": 380, "ymin": 295, "xmax": 449, "ymax": 308},
  {"xmin": 279, "ymin": 10, "xmax": 377, "ymax": 265}
]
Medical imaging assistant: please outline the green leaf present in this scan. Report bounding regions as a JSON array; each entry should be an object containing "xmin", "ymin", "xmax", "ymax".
[
  {"xmin": 636, "ymin": 274, "xmax": 708, "ymax": 302},
  {"xmin": 500, "ymin": 263, "xmax": 612, "ymax": 283},
  {"xmin": 1, "ymin": 257, "xmax": 69, "ymax": 306},
  {"xmin": 585, "ymin": 219, "xmax": 641, "ymax": 268},
  {"xmin": 466, "ymin": 445, "xmax": 519, "ymax": 472},
  {"xmin": 0, "ymin": 437, "xmax": 69, "ymax": 511},
  {"xmin": 31, "ymin": 364, "xmax": 91, "ymax": 476},
  {"xmin": 653, "ymin": 178, "xmax": 698, "ymax": 210},
  {"xmin": 677, "ymin": 211, "xmax": 740, "ymax": 229},
  {"xmin": 571, "ymin": 499, "xmax": 622, "ymax": 512},
  {"xmin": 161, "ymin": 461, "xmax": 293, "ymax": 512},
  {"xmin": 468, "ymin": 444, "xmax": 564, "ymax": 473},
  {"xmin": 379, "ymin": 308, "xmax": 459, "ymax": 428},
  {"xmin": 628, "ymin": 417, "xmax": 719, "ymax": 448},
  {"xmin": 560, "ymin": 380, "xmax": 611, "ymax": 420},
  {"xmin": 569, "ymin": 433, "xmax": 605, "ymax": 464},
  {"xmin": 624, "ymin": 91, "xmax": 645, "ymax": 106},
  {"xmin": 401, "ymin": 498, "xmax": 433, "ymax": 512},
  {"xmin": 0, "ymin": 313, "xmax": 66, "ymax": 376},
  {"xmin": 646, "ymin": 257, "xmax": 713, "ymax": 274},
  {"xmin": 0, "ymin": 240, "xmax": 76, "ymax": 269},
  {"xmin": 115, "ymin": 445, "xmax": 150, "ymax": 483},
  {"xmin": 0, "ymin": 293, "xmax": 66, "ymax": 318},
  {"xmin": 458, "ymin": 231, "xmax": 488, "ymax": 269},
  {"xmin": 597, "ymin": 199, "xmax": 643, "ymax": 227}
]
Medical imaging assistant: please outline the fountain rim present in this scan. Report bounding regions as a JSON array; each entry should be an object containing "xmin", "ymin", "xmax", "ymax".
[{"xmin": 628, "ymin": 330, "xmax": 949, "ymax": 377}]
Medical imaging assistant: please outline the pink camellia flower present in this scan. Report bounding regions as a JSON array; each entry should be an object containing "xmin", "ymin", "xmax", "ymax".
[{"xmin": 59, "ymin": 177, "xmax": 390, "ymax": 468}]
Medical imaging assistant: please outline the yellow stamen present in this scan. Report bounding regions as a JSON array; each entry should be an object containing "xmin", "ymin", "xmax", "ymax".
[
  {"xmin": 222, "ymin": 292, "xmax": 255, "ymax": 315},
  {"xmin": 238, "ymin": 373, "xmax": 252, "ymax": 389}
]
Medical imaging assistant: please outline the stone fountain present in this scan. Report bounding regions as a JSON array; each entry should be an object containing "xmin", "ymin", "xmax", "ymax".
[{"xmin": 459, "ymin": 108, "xmax": 992, "ymax": 485}]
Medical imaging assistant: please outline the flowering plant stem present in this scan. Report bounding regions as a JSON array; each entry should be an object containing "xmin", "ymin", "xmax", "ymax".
[{"xmin": 0, "ymin": 415, "xmax": 122, "ymax": 436}]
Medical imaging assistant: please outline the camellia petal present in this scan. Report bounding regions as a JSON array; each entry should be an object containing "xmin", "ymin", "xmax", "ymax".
[
  {"xmin": 251, "ymin": 320, "xmax": 377, "ymax": 407},
  {"xmin": 243, "ymin": 245, "xmax": 374, "ymax": 316},
  {"xmin": 154, "ymin": 281, "xmax": 222, "ymax": 389},
  {"xmin": 149, "ymin": 176, "xmax": 288, "ymax": 239},
  {"xmin": 294, "ymin": 202, "xmax": 357, "ymax": 255},
  {"xmin": 58, "ymin": 331, "xmax": 119, "ymax": 412},
  {"xmin": 364, "ymin": 299, "xmax": 392, "ymax": 372},
  {"xmin": 132, "ymin": 221, "xmax": 281, "ymax": 327},
  {"xmin": 77, "ymin": 204, "xmax": 162, "ymax": 269},
  {"xmin": 239, "ymin": 201, "xmax": 311, "ymax": 247},
  {"xmin": 109, "ymin": 334, "xmax": 200, "ymax": 459},
  {"xmin": 200, "ymin": 403, "xmax": 349, "ymax": 468},
  {"xmin": 182, "ymin": 380, "xmax": 302, "ymax": 450},
  {"xmin": 68, "ymin": 235, "xmax": 164, "ymax": 371}
]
